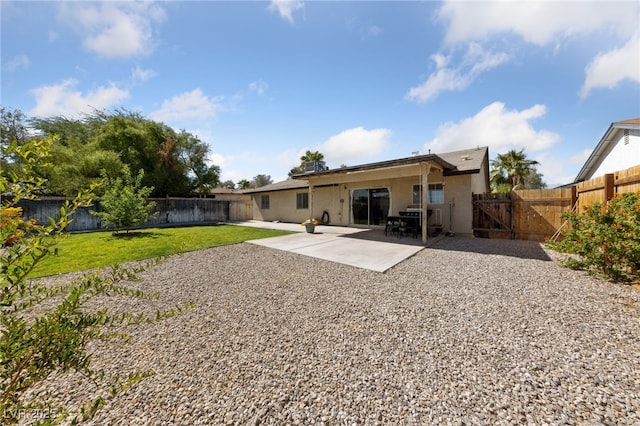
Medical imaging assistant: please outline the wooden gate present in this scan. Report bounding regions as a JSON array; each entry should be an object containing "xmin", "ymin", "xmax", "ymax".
[{"xmin": 472, "ymin": 193, "xmax": 514, "ymax": 239}]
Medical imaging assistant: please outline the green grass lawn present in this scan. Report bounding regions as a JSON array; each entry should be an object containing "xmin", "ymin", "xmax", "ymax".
[{"xmin": 30, "ymin": 225, "xmax": 293, "ymax": 278}]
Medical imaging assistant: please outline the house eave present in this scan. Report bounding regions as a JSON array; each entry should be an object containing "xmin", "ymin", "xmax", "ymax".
[
  {"xmin": 443, "ymin": 168, "xmax": 481, "ymax": 177},
  {"xmin": 574, "ymin": 119, "xmax": 640, "ymax": 183},
  {"xmin": 292, "ymin": 154, "xmax": 456, "ymax": 179}
]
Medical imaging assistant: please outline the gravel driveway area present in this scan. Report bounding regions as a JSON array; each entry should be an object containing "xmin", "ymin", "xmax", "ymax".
[{"xmin": 31, "ymin": 237, "xmax": 640, "ymax": 425}]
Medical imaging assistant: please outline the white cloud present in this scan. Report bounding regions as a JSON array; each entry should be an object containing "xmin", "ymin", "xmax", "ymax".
[
  {"xmin": 216, "ymin": 150, "xmax": 291, "ymax": 183},
  {"xmin": 58, "ymin": 2, "xmax": 166, "ymax": 59},
  {"xmin": 131, "ymin": 66, "xmax": 156, "ymax": 84},
  {"xmin": 367, "ymin": 25, "xmax": 383, "ymax": 38},
  {"xmin": 434, "ymin": 1, "xmax": 639, "ymax": 99},
  {"xmin": 149, "ymin": 89, "xmax": 224, "ymax": 123},
  {"xmin": 437, "ymin": 2, "xmax": 637, "ymax": 47},
  {"xmin": 249, "ymin": 80, "xmax": 269, "ymax": 96},
  {"xmin": 3, "ymin": 54, "xmax": 30, "ymax": 72},
  {"xmin": 268, "ymin": 0, "xmax": 304, "ymax": 24},
  {"xmin": 570, "ymin": 148, "xmax": 593, "ymax": 166},
  {"xmin": 533, "ymin": 152, "xmax": 577, "ymax": 188},
  {"xmin": 29, "ymin": 79, "xmax": 129, "ymax": 118},
  {"xmin": 424, "ymin": 102, "xmax": 560, "ymax": 155},
  {"xmin": 318, "ymin": 127, "xmax": 392, "ymax": 165},
  {"xmin": 406, "ymin": 43, "xmax": 509, "ymax": 103},
  {"xmin": 580, "ymin": 32, "xmax": 640, "ymax": 98},
  {"xmin": 208, "ymin": 153, "xmax": 228, "ymax": 170}
]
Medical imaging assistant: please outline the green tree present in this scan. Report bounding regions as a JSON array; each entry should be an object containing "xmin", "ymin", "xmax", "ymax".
[
  {"xmin": 236, "ymin": 179, "xmax": 251, "ymax": 189},
  {"xmin": 523, "ymin": 168, "xmax": 547, "ymax": 189},
  {"xmin": 218, "ymin": 180, "xmax": 235, "ymax": 189},
  {"xmin": 0, "ymin": 107, "xmax": 29, "ymax": 150},
  {"xmin": 91, "ymin": 165, "xmax": 158, "ymax": 234},
  {"xmin": 251, "ymin": 174, "xmax": 273, "ymax": 188},
  {"xmin": 176, "ymin": 130, "xmax": 220, "ymax": 194},
  {"xmin": 289, "ymin": 150, "xmax": 325, "ymax": 176},
  {"xmin": 26, "ymin": 111, "xmax": 124, "ymax": 196},
  {"xmin": 39, "ymin": 139, "xmax": 124, "ymax": 196},
  {"xmin": 1, "ymin": 107, "xmax": 31, "ymax": 178},
  {"xmin": 0, "ymin": 138, "xmax": 190, "ymax": 424},
  {"xmin": 490, "ymin": 148, "xmax": 542, "ymax": 192},
  {"xmin": 30, "ymin": 109, "xmax": 220, "ymax": 197}
]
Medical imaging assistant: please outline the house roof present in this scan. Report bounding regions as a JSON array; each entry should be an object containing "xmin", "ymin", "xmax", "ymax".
[
  {"xmin": 291, "ymin": 146, "xmax": 488, "ymax": 179},
  {"xmin": 438, "ymin": 147, "xmax": 488, "ymax": 175},
  {"xmin": 574, "ymin": 118, "xmax": 640, "ymax": 183},
  {"xmin": 247, "ymin": 146, "xmax": 489, "ymax": 194},
  {"xmin": 243, "ymin": 178, "xmax": 309, "ymax": 194},
  {"xmin": 209, "ymin": 187, "xmax": 244, "ymax": 194}
]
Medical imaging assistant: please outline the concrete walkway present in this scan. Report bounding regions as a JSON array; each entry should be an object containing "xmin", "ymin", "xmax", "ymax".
[{"xmin": 232, "ymin": 220, "xmax": 426, "ymax": 272}]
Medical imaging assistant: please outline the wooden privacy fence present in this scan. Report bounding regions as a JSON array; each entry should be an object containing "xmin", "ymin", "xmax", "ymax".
[
  {"xmin": 473, "ymin": 164, "xmax": 640, "ymax": 242},
  {"xmin": 512, "ymin": 188, "xmax": 575, "ymax": 241},
  {"xmin": 575, "ymin": 165, "xmax": 640, "ymax": 213},
  {"xmin": 472, "ymin": 193, "xmax": 513, "ymax": 239}
]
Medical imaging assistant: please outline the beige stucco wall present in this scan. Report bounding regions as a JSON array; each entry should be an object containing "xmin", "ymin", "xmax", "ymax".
[
  {"xmin": 251, "ymin": 189, "xmax": 310, "ymax": 224},
  {"xmin": 307, "ymin": 165, "xmax": 447, "ymax": 228},
  {"xmin": 441, "ymin": 174, "xmax": 471, "ymax": 234},
  {"xmin": 440, "ymin": 156, "xmax": 489, "ymax": 235},
  {"xmin": 252, "ymin": 158, "xmax": 489, "ymax": 235}
]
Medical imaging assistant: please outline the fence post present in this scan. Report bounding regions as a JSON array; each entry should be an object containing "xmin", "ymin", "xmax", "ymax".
[{"xmin": 604, "ymin": 173, "xmax": 614, "ymax": 200}]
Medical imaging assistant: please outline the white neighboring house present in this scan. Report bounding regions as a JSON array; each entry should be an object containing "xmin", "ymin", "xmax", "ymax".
[{"xmin": 574, "ymin": 118, "xmax": 640, "ymax": 183}]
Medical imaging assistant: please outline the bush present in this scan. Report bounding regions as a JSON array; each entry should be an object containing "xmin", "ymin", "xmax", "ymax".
[
  {"xmin": 548, "ymin": 192, "xmax": 640, "ymax": 282},
  {"xmin": 91, "ymin": 165, "xmax": 157, "ymax": 234},
  {"xmin": 0, "ymin": 207, "xmax": 35, "ymax": 247}
]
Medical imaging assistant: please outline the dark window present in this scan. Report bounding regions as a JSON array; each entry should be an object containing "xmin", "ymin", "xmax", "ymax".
[
  {"xmin": 261, "ymin": 195, "xmax": 270, "ymax": 209},
  {"xmin": 412, "ymin": 184, "xmax": 421, "ymax": 204},
  {"xmin": 296, "ymin": 192, "xmax": 309, "ymax": 209},
  {"xmin": 428, "ymin": 183, "xmax": 444, "ymax": 204}
]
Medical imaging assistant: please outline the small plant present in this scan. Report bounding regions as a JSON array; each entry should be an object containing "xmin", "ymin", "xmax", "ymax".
[
  {"xmin": 548, "ymin": 192, "xmax": 640, "ymax": 282},
  {"xmin": 90, "ymin": 165, "xmax": 158, "ymax": 235}
]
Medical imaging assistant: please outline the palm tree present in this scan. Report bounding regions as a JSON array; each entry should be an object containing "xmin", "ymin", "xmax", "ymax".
[
  {"xmin": 490, "ymin": 149, "xmax": 540, "ymax": 192},
  {"xmin": 300, "ymin": 150, "xmax": 324, "ymax": 163},
  {"xmin": 289, "ymin": 150, "xmax": 325, "ymax": 177},
  {"xmin": 237, "ymin": 179, "xmax": 251, "ymax": 189}
]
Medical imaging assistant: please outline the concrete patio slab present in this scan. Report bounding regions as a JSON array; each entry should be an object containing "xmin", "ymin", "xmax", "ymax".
[{"xmin": 232, "ymin": 220, "xmax": 425, "ymax": 272}]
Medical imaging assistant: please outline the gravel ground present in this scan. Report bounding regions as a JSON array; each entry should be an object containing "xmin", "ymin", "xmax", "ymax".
[{"xmin": 23, "ymin": 236, "xmax": 640, "ymax": 425}]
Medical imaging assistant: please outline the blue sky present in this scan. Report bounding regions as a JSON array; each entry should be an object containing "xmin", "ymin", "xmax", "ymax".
[{"xmin": 2, "ymin": 1, "xmax": 639, "ymax": 187}]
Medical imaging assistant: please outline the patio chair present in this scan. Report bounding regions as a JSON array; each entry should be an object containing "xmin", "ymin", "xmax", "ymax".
[
  {"xmin": 398, "ymin": 217, "xmax": 419, "ymax": 239},
  {"xmin": 385, "ymin": 217, "xmax": 399, "ymax": 236}
]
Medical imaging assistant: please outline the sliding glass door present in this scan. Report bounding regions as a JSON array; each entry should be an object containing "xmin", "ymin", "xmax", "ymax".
[{"xmin": 352, "ymin": 188, "xmax": 390, "ymax": 225}]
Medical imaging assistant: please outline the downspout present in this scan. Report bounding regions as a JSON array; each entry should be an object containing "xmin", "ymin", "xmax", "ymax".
[
  {"xmin": 308, "ymin": 180, "xmax": 314, "ymax": 222},
  {"xmin": 421, "ymin": 162, "xmax": 431, "ymax": 244}
]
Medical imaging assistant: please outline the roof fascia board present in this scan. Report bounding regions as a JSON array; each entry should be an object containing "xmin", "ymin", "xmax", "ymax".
[
  {"xmin": 575, "ymin": 123, "xmax": 616, "ymax": 182},
  {"xmin": 613, "ymin": 122, "xmax": 640, "ymax": 131},
  {"xmin": 444, "ymin": 168, "xmax": 481, "ymax": 176},
  {"xmin": 293, "ymin": 155, "xmax": 454, "ymax": 179}
]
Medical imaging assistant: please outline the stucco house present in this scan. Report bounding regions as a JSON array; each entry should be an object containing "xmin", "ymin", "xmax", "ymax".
[
  {"xmin": 245, "ymin": 146, "xmax": 489, "ymax": 243},
  {"xmin": 574, "ymin": 118, "xmax": 640, "ymax": 183}
]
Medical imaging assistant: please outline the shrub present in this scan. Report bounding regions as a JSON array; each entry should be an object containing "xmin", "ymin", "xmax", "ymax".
[
  {"xmin": 548, "ymin": 192, "xmax": 640, "ymax": 282},
  {"xmin": 0, "ymin": 207, "xmax": 35, "ymax": 247},
  {"xmin": 91, "ymin": 165, "xmax": 157, "ymax": 235}
]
